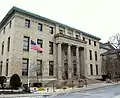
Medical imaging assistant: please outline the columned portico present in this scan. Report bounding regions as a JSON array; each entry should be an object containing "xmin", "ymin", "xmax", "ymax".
[{"xmin": 55, "ymin": 33, "xmax": 87, "ymax": 80}]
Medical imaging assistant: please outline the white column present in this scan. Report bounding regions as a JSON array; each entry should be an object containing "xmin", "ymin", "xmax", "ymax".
[
  {"xmin": 76, "ymin": 46, "xmax": 80, "ymax": 77},
  {"xmin": 58, "ymin": 42, "xmax": 62, "ymax": 79},
  {"xmin": 68, "ymin": 44, "xmax": 72, "ymax": 79},
  {"xmin": 53, "ymin": 43, "xmax": 57, "ymax": 76}
]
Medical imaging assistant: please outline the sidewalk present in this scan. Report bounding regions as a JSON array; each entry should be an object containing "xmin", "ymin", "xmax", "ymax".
[{"xmin": 0, "ymin": 82, "xmax": 119, "ymax": 98}]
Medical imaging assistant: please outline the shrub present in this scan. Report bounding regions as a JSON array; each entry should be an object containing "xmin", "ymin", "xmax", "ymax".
[
  {"xmin": 0, "ymin": 76, "xmax": 6, "ymax": 89},
  {"xmin": 10, "ymin": 74, "xmax": 22, "ymax": 89}
]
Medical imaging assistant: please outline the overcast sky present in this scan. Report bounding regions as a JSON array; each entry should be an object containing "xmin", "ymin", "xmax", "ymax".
[{"xmin": 0, "ymin": 0, "xmax": 120, "ymax": 42}]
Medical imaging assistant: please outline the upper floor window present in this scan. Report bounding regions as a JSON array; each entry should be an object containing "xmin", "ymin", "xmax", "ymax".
[
  {"xmin": 89, "ymin": 39, "xmax": 91, "ymax": 45},
  {"xmin": 9, "ymin": 20, "xmax": 12, "ymax": 28},
  {"xmin": 49, "ymin": 42, "xmax": 53, "ymax": 54},
  {"xmin": 7, "ymin": 37, "xmax": 10, "ymax": 52},
  {"xmin": 23, "ymin": 36, "xmax": 29, "ymax": 51},
  {"xmin": 76, "ymin": 35, "xmax": 79, "ymax": 39},
  {"xmin": 38, "ymin": 23, "xmax": 42, "ymax": 31},
  {"xmin": 89, "ymin": 50, "xmax": 92, "ymax": 60},
  {"xmin": 49, "ymin": 61, "xmax": 54, "ymax": 76},
  {"xmin": 83, "ymin": 37, "xmax": 85, "ymax": 41},
  {"xmin": 22, "ymin": 58, "xmax": 29, "ymax": 76},
  {"xmin": 6, "ymin": 59, "xmax": 9, "ymax": 76},
  {"xmin": 59, "ymin": 29, "xmax": 64, "ymax": 34},
  {"xmin": 37, "ymin": 39, "xmax": 43, "ymax": 53},
  {"xmin": 94, "ymin": 41, "xmax": 96, "ymax": 46},
  {"xmin": 25, "ymin": 19, "xmax": 30, "ymax": 28},
  {"xmin": 49, "ymin": 27, "xmax": 53, "ymax": 34},
  {"xmin": 1, "ymin": 42, "xmax": 4, "ymax": 55},
  {"xmin": 95, "ymin": 51, "xmax": 97, "ymax": 61},
  {"xmin": 3, "ymin": 27, "xmax": 5, "ymax": 34},
  {"xmin": 90, "ymin": 64, "xmax": 93, "ymax": 75},
  {"xmin": 37, "ymin": 60, "xmax": 42, "ymax": 76}
]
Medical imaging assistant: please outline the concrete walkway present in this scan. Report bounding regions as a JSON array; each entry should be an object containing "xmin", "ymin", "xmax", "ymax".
[{"xmin": 0, "ymin": 82, "xmax": 119, "ymax": 98}]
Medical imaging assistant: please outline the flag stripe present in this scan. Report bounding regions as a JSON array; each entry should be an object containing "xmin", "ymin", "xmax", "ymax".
[{"xmin": 31, "ymin": 40, "xmax": 44, "ymax": 52}]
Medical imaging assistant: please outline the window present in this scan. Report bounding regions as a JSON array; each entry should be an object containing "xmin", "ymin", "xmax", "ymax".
[
  {"xmin": 49, "ymin": 61, "xmax": 54, "ymax": 76},
  {"xmin": 22, "ymin": 58, "xmax": 29, "ymax": 76},
  {"xmin": 6, "ymin": 59, "xmax": 9, "ymax": 76},
  {"xmin": 89, "ymin": 50, "xmax": 92, "ymax": 60},
  {"xmin": 94, "ymin": 41, "xmax": 96, "ymax": 46},
  {"xmin": 37, "ymin": 60, "xmax": 42, "ymax": 76},
  {"xmin": 59, "ymin": 29, "xmax": 64, "ymax": 34},
  {"xmin": 96, "ymin": 65, "xmax": 98, "ymax": 75},
  {"xmin": 38, "ymin": 23, "xmax": 42, "ymax": 31},
  {"xmin": 76, "ymin": 35, "xmax": 79, "ymax": 39},
  {"xmin": 7, "ymin": 37, "xmax": 10, "ymax": 52},
  {"xmin": 23, "ymin": 36, "xmax": 29, "ymax": 51},
  {"xmin": 49, "ymin": 42, "xmax": 53, "ymax": 54},
  {"xmin": 49, "ymin": 27, "xmax": 53, "ymax": 34},
  {"xmin": 89, "ymin": 39, "xmax": 91, "ymax": 45},
  {"xmin": 83, "ymin": 37, "xmax": 85, "ymax": 41},
  {"xmin": 90, "ymin": 64, "xmax": 93, "ymax": 75},
  {"xmin": 95, "ymin": 51, "xmax": 97, "ymax": 61},
  {"xmin": 1, "ymin": 42, "xmax": 4, "ymax": 55},
  {"xmin": 73, "ymin": 60, "xmax": 77, "ymax": 76},
  {"xmin": 73, "ymin": 50, "xmax": 76, "ymax": 56},
  {"xmin": 9, "ymin": 20, "xmax": 12, "ymax": 28},
  {"xmin": 25, "ymin": 19, "xmax": 30, "ymax": 28},
  {"xmin": 37, "ymin": 39, "xmax": 43, "ymax": 53},
  {"xmin": 0, "ymin": 61, "xmax": 3, "ymax": 76},
  {"xmin": 3, "ymin": 27, "xmax": 5, "ymax": 34}
]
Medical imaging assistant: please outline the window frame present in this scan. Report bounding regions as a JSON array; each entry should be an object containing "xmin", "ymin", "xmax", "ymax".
[
  {"xmin": 38, "ymin": 23, "xmax": 43, "ymax": 31},
  {"xmin": 37, "ymin": 60, "xmax": 42, "ymax": 76},
  {"xmin": 90, "ymin": 64, "xmax": 93, "ymax": 75},
  {"xmin": 25, "ymin": 19, "xmax": 30, "ymax": 28},
  {"xmin": 49, "ymin": 41, "xmax": 53, "ymax": 54},
  {"xmin": 49, "ymin": 61, "xmax": 54, "ymax": 76},
  {"xmin": 22, "ymin": 58, "xmax": 29, "ymax": 76},
  {"xmin": 96, "ymin": 64, "xmax": 98, "ymax": 75},
  {"xmin": 95, "ymin": 51, "xmax": 97, "ymax": 61},
  {"xmin": 6, "ymin": 59, "xmax": 9, "ymax": 76},
  {"xmin": 37, "ymin": 39, "xmax": 43, "ymax": 53},
  {"xmin": 23, "ymin": 36, "xmax": 29, "ymax": 51},
  {"xmin": 49, "ymin": 26, "xmax": 53, "ymax": 34},
  {"xmin": 89, "ymin": 50, "xmax": 92, "ymax": 60},
  {"xmin": 7, "ymin": 37, "xmax": 10, "ymax": 52}
]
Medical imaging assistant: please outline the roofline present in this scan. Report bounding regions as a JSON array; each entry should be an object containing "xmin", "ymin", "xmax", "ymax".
[{"xmin": 0, "ymin": 6, "xmax": 101, "ymax": 40}]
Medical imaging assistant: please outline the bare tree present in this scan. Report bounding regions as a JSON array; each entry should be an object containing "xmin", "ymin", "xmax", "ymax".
[{"xmin": 109, "ymin": 33, "xmax": 120, "ymax": 49}]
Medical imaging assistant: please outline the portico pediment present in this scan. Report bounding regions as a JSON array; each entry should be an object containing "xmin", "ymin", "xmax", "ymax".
[{"xmin": 54, "ymin": 33, "xmax": 87, "ymax": 46}]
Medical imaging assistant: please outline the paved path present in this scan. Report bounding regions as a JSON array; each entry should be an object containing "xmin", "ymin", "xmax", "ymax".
[{"xmin": 0, "ymin": 82, "xmax": 119, "ymax": 98}]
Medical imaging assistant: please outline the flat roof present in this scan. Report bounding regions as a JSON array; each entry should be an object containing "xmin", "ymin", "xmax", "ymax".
[{"xmin": 0, "ymin": 6, "xmax": 101, "ymax": 40}]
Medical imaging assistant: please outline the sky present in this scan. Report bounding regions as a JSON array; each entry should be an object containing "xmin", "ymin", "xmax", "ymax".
[{"xmin": 0, "ymin": 0, "xmax": 120, "ymax": 42}]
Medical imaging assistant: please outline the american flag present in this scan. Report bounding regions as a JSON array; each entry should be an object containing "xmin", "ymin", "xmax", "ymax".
[{"xmin": 31, "ymin": 40, "xmax": 44, "ymax": 52}]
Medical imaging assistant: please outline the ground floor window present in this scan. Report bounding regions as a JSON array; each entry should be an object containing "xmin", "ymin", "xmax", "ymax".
[
  {"xmin": 49, "ymin": 61, "xmax": 54, "ymax": 76},
  {"xmin": 90, "ymin": 64, "xmax": 93, "ymax": 75},
  {"xmin": 22, "ymin": 58, "xmax": 29, "ymax": 76}
]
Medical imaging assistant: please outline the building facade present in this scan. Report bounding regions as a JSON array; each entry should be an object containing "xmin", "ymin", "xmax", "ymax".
[{"xmin": 0, "ymin": 7, "xmax": 101, "ymax": 85}]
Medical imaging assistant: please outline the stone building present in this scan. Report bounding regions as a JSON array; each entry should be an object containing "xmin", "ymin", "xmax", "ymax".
[
  {"xmin": 0, "ymin": 7, "xmax": 101, "ymax": 85},
  {"xmin": 100, "ymin": 42, "xmax": 120, "ymax": 80}
]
